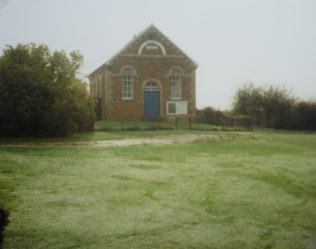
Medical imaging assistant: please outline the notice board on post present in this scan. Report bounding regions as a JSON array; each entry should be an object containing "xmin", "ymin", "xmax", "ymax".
[{"xmin": 166, "ymin": 101, "xmax": 188, "ymax": 115}]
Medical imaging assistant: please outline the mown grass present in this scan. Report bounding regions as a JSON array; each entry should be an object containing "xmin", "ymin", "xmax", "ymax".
[{"xmin": 0, "ymin": 131, "xmax": 315, "ymax": 249}]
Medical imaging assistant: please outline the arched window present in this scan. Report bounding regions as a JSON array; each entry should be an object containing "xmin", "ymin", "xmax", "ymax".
[
  {"xmin": 170, "ymin": 69, "xmax": 182, "ymax": 100},
  {"xmin": 122, "ymin": 68, "xmax": 134, "ymax": 99},
  {"xmin": 144, "ymin": 81, "xmax": 160, "ymax": 91}
]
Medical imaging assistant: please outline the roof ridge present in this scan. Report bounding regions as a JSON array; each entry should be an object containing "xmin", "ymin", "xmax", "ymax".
[
  {"xmin": 89, "ymin": 24, "xmax": 197, "ymax": 76},
  {"xmin": 104, "ymin": 24, "xmax": 154, "ymax": 66},
  {"xmin": 149, "ymin": 25, "xmax": 198, "ymax": 67}
]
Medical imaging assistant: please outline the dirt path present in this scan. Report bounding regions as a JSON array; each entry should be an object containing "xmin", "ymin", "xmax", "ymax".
[
  {"xmin": 0, "ymin": 134, "xmax": 220, "ymax": 148},
  {"xmin": 94, "ymin": 134, "xmax": 217, "ymax": 147}
]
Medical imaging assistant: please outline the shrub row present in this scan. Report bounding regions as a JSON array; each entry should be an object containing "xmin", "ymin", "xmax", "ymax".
[
  {"xmin": 197, "ymin": 107, "xmax": 254, "ymax": 129},
  {"xmin": 232, "ymin": 84, "xmax": 316, "ymax": 131},
  {"xmin": 199, "ymin": 100, "xmax": 316, "ymax": 131}
]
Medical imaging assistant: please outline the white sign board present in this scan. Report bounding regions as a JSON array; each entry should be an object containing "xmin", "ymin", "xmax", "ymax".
[{"xmin": 166, "ymin": 101, "xmax": 188, "ymax": 115}]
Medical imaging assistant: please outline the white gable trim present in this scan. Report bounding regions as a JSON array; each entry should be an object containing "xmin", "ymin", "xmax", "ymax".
[
  {"xmin": 90, "ymin": 24, "xmax": 198, "ymax": 76},
  {"xmin": 152, "ymin": 25, "xmax": 198, "ymax": 68},
  {"xmin": 138, "ymin": 40, "xmax": 166, "ymax": 56}
]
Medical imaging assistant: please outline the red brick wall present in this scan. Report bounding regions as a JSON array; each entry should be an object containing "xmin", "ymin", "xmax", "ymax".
[{"xmin": 107, "ymin": 55, "xmax": 196, "ymax": 119}]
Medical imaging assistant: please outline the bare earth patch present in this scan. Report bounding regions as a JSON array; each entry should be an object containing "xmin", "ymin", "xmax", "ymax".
[{"xmin": 0, "ymin": 133, "xmax": 255, "ymax": 148}]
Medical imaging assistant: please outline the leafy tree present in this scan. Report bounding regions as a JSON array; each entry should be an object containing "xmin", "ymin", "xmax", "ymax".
[
  {"xmin": 197, "ymin": 107, "xmax": 222, "ymax": 125},
  {"xmin": 0, "ymin": 44, "xmax": 95, "ymax": 136},
  {"xmin": 233, "ymin": 84, "xmax": 264, "ymax": 125},
  {"xmin": 261, "ymin": 86, "xmax": 296, "ymax": 129},
  {"xmin": 293, "ymin": 101, "xmax": 316, "ymax": 131},
  {"xmin": 197, "ymin": 107, "xmax": 254, "ymax": 129},
  {"xmin": 233, "ymin": 84, "xmax": 296, "ymax": 129}
]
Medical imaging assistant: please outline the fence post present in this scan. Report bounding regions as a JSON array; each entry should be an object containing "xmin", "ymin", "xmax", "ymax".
[
  {"xmin": 175, "ymin": 117, "xmax": 178, "ymax": 130},
  {"xmin": 189, "ymin": 116, "xmax": 192, "ymax": 130}
]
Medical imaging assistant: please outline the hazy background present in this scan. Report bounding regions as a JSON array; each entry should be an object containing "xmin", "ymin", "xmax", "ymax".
[{"xmin": 1, "ymin": 0, "xmax": 315, "ymax": 109}]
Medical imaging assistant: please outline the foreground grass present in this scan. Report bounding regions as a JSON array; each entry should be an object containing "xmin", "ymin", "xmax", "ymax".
[{"xmin": 0, "ymin": 131, "xmax": 315, "ymax": 248}]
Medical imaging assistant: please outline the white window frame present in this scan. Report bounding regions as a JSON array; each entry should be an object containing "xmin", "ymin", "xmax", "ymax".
[
  {"xmin": 122, "ymin": 68, "xmax": 134, "ymax": 100},
  {"xmin": 144, "ymin": 81, "xmax": 160, "ymax": 91},
  {"xmin": 170, "ymin": 69, "xmax": 182, "ymax": 100}
]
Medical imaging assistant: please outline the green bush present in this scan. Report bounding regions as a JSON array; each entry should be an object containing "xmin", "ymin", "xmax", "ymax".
[
  {"xmin": 232, "ymin": 84, "xmax": 316, "ymax": 131},
  {"xmin": 197, "ymin": 107, "xmax": 226, "ymax": 126},
  {"xmin": 197, "ymin": 107, "xmax": 253, "ymax": 129},
  {"xmin": 0, "ymin": 44, "xmax": 95, "ymax": 136},
  {"xmin": 233, "ymin": 115, "xmax": 254, "ymax": 129},
  {"xmin": 292, "ymin": 101, "xmax": 316, "ymax": 131},
  {"xmin": 233, "ymin": 84, "xmax": 296, "ymax": 129}
]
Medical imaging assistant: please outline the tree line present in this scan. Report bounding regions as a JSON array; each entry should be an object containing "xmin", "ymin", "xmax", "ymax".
[
  {"xmin": 0, "ymin": 44, "xmax": 95, "ymax": 136},
  {"xmin": 199, "ymin": 84, "xmax": 316, "ymax": 131}
]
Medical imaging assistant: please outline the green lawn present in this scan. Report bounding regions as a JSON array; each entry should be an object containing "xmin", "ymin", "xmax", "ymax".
[{"xmin": 0, "ymin": 131, "xmax": 315, "ymax": 249}]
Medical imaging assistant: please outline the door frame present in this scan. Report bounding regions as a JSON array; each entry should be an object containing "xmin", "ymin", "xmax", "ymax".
[{"xmin": 142, "ymin": 79, "xmax": 163, "ymax": 119}]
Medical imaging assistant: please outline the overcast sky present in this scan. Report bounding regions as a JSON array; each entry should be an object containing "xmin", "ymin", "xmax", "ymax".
[{"xmin": 1, "ymin": 0, "xmax": 315, "ymax": 109}]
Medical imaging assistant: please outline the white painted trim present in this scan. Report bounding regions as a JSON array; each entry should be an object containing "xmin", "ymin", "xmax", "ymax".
[
  {"xmin": 119, "ymin": 65, "xmax": 137, "ymax": 75},
  {"xmin": 90, "ymin": 24, "xmax": 198, "ymax": 76},
  {"xmin": 121, "ymin": 54, "xmax": 184, "ymax": 58},
  {"xmin": 142, "ymin": 79, "xmax": 163, "ymax": 91},
  {"xmin": 168, "ymin": 66, "xmax": 184, "ymax": 76},
  {"xmin": 144, "ymin": 81, "xmax": 160, "ymax": 91},
  {"xmin": 121, "ymin": 68, "xmax": 134, "ymax": 100},
  {"xmin": 138, "ymin": 40, "xmax": 166, "ymax": 56}
]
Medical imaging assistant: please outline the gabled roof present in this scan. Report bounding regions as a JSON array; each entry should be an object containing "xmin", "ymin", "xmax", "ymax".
[{"xmin": 90, "ymin": 24, "xmax": 198, "ymax": 76}]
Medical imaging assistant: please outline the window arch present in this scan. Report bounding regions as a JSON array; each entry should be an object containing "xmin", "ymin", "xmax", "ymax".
[
  {"xmin": 170, "ymin": 69, "xmax": 182, "ymax": 100},
  {"xmin": 144, "ymin": 81, "xmax": 160, "ymax": 91},
  {"xmin": 122, "ymin": 68, "xmax": 134, "ymax": 99},
  {"xmin": 138, "ymin": 40, "xmax": 166, "ymax": 55}
]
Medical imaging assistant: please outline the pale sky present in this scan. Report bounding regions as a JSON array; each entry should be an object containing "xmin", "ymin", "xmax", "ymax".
[{"xmin": 1, "ymin": 0, "xmax": 315, "ymax": 109}]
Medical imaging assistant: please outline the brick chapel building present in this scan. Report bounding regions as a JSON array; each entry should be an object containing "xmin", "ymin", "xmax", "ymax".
[{"xmin": 89, "ymin": 24, "xmax": 198, "ymax": 120}]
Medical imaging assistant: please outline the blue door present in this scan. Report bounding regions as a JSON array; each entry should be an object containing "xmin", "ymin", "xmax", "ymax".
[{"xmin": 144, "ymin": 91, "xmax": 160, "ymax": 119}]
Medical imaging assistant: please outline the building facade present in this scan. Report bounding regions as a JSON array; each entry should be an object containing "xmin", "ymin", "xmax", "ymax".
[{"xmin": 89, "ymin": 25, "xmax": 198, "ymax": 120}]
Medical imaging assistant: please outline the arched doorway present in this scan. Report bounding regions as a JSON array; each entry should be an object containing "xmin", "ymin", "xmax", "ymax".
[{"xmin": 144, "ymin": 81, "xmax": 160, "ymax": 119}]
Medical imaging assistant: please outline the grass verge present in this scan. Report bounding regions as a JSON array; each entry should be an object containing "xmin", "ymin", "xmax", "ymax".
[{"xmin": 0, "ymin": 131, "xmax": 315, "ymax": 248}]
